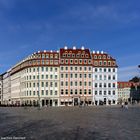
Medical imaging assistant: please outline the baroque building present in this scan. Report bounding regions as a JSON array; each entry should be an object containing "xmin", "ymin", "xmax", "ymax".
[{"xmin": 1, "ymin": 46, "xmax": 118, "ymax": 106}]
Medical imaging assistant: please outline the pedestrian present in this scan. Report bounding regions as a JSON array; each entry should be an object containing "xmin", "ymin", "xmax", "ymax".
[
  {"xmin": 121, "ymin": 102, "xmax": 124, "ymax": 108},
  {"xmin": 125, "ymin": 102, "xmax": 128, "ymax": 109}
]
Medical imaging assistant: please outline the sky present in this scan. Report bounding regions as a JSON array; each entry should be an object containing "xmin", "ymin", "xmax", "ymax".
[{"xmin": 0, "ymin": 0, "xmax": 140, "ymax": 81}]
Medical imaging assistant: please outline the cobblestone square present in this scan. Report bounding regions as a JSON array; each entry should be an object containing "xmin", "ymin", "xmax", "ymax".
[{"xmin": 0, "ymin": 106, "xmax": 140, "ymax": 140}]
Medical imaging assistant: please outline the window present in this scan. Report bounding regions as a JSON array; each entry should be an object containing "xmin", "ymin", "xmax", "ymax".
[
  {"xmin": 50, "ymin": 75, "xmax": 53, "ymax": 79},
  {"xmin": 80, "ymin": 67, "xmax": 82, "ymax": 71},
  {"xmin": 46, "ymin": 75, "xmax": 48, "ymax": 79},
  {"xmin": 46, "ymin": 90, "xmax": 48, "ymax": 95},
  {"xmin": 84, "ymin": 89, "xmax": 87, "ymax": 94},
  {"xmin": 75, "ymin": 74, "xmax": 77, "ymax": 78},
  {"xmin": 33, "ymin": 83, "xmax": 35, "ymax": 87},
  {"xmin": 104, "ymin": 91, "xmax": 106, "ymax": 95},
  {"xmin": 104, "ymin": 68, "xmax": 106, "ymax": 72},
  {"xmin": 55, "ymin": 91, "xmax": 57, "ymax": 95},
  {"xmin": 46, "ymin": 82, "xmax": 48, "ymax": 87},
  {"xmin": 55, "ymin": 75, "xmax": 57, "ymax": 79},
  {"xmin": 70, "ymin": 74, "xmax": 73, "ymax": 78},
  {"xmin": 104, "ymin": 83, "xmax": 106, "ymax": 88},
  {"xmin": 41, "ymin": 90, "xmax": 44, "ymax": 95},
  {"xmin": 95, "ymin": 83, "xmax": 98, "ymax": 87},
  {"xmin": 108, "ymin": 68, "xmax": 111, "ymax": 72},
  {"xmin": 84, "ymin": 74, "xmax": 87, "ymax": 78},
  {"xmin": 70, "ymin": 59, "xmax": 73, "ymax": 64},
  {"xmin": 65, "ymin": 67, "xmax": 68, "ymax": 71},
  {"xmin": 84, "ymin": 67, "xmax": 87, "ymax": 71},
  {"xmin": 84, "ymin": 82, "xmax": 86, "ymax": 86},
  {"xmin": 61, "ymin": 67, "xmax": 64, "ymax": 71},
  {"xmin": 61, "ymin": 89, "xmax": 64, "ymax": 95},
  {"xmin": 99, "ymin": 91, "xmax": 102, "ymax": 95},
  {"xmin": 80, "ymin": 74, "xmax": 82, "ymax": 78},
  {"xmin": 33, "ymin": 91, "xmax": 35, "ymax": 95},
  {"xmin": 75, "ymin": 89, "xmax": 77, "ymax": 94},
  {"xmin": 66, "ymin": 74, "xmax": 68, "ymax": 78},
  {"xmin": 80, "ymin": 81, "xmax": 82, "ymax": 86},
  {"xmin": 55, "ymin": 82, "xmax": 57, "ymax": 87},
  {"xmin": 104, "ymin": 61, "xmax": 107, "ymax": 66},
  {"xmin": 95, "ymin": 91, "xmax": 97, "ymax": 95},
  {"xmin": 99, "ymin": 75, "xmax": 102, "ymax": 80},
  {"xmin": 80, "ymin": 89, "xmax": 82, "ymax": 94},
  {"xmin": 41, "ymin": 67, "xmax": 44, "ymax": 71},
  {"xmin": 66, "ymin": 81, "xmax": 68, "ymax": 86},
  {"xmin": 108, "ymin": 91, "xmax": 111, "ymax": 95},
  {"xmin": 89, "ymin": 74, "xmax": 91, "ymax": 78},
  {"xmin": 89, "ymin": 82, "xmax": 91, "ymax": 86},
  {"xmin": 113, "ymin": 68, "xmax": 115, "ymax": 72},
  {"xmin": 70, "ymin": 67, "xmax": 73, "ymax": 71},
  {"xmin": 88, "ymin": 89, "xmax": 91, "ymax": 94},
  {"xmin": 65, "ymin": 89, "xmax": 68, "ymax": 95},
  {"xmin": 41, "ymin": 82, "xmax": 44, "ymax": 87},
  {"xmin": 113, "ymin": 83, "xmax": 115, "ymax": 88},
  {"xmin": 61, "ymin": 82, "xmax": 63, "ymax": 86},
  {"xmin": 55, "ymin": 68, "xmax": 57, "ymax": 72},
  {"xmin": 61, "ymin": 74, "xmax": 63, "ymax": 78},
  {"xmin": 50, "ymin": 90, "xmax": 53, "ymax": 95},
  {"xmin": 113, "ymin": 75, "xmax": 115, "ymax": 80},
  {"xmin": 108, "ymin": 83, "xmax": 111, "ymax": 88},
  {"xmin": 99, "ymin": 68, "xmax": 102, "ymax": 72},
  {"xmin": 46, "ymin": 67, "xmax": 48, "ymax": 71},
  {"xmin": 108, "ymin": 75, "xmax": 111, "ymax": 80},
  {"xmin": 99, "ymin": 83, "xmax": 102, "ymax": 88},
  {"xmin": 50, "ymin": 82, "xmax": 53, "ymax": 87},
  {"xmin": 75, "ymin": 81, "xmax": 77, "ymax": 86},
  {"xmin": 70, "ymin": 81, "xmax": 73, "ymax": 86},
  {"xmin": 70, "ymin": 89, "xmax": 73, "ymax": 95},
  {"xmin": 113, "ymin": 90, "xmax": 115, "ymax": 95},
  {"xmin": 42, "ymin": 75, "xmax": 44, "ymax": 79},
  {"xmin": 95, "ymin": 68, "xmax": 98, "ymax": 72},
  {"xmin": 95, "ymin": 75, "xmax": 98, "ymax": 80}
]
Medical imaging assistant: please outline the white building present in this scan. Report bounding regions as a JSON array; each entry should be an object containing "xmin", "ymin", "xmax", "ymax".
[{"xmin": 92, "ymin": 51, "xmax": 118, "ymax": 105}]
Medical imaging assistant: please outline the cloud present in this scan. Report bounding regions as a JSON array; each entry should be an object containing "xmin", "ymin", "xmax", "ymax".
[{"xmin": 118, "ymin": 65, "xmax": 139, "ymax": 81}]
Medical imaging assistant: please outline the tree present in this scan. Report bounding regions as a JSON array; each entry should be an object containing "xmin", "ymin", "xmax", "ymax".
[{"xmin": 129, "ymin": 76, "xmax": 140, "ymax": 83}]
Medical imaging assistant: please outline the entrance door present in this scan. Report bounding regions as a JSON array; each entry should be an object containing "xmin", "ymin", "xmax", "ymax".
[
  {"xmin": 50, "ymin": 100, "xmax": 52, "ymax": 106},
  {"xmin": 74, "ymin": 98, "xmax": 79, "ymax": 106},
  {"xmin": 42, "ymin": 100, "xmax": 45, "ymax": 106},
  {"xmin": 104, "ymin": 98, "xmax": 106, "ymax": 105}
]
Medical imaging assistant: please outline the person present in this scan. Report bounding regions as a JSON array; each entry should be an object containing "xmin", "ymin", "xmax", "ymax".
[
  {"xmin": 121, "ymin": 102, "xmax": 124, "ymax": 108},
  {"xmin": 125, "ymin": 102, "xmax": 128, "ymax": 109}
]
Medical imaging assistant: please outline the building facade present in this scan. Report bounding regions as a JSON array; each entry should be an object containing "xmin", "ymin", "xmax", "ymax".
[
  {"xmin": 0, "ymin": 75, "xmax": 3, "ymax": 105},
  {"xmin": 92, "ymin": 51, "xmax": 118, "ymax": 105},
  {"xmin": 1, "ymin": 46, "xmax": 118, "ymax": 106},
  {"xmin": 59, "ymin": 46, "xmax": 93, "ymax": 106},
  {"xmin": 118, "ymin": 82, "xmax": 140, "ymax": 104}
]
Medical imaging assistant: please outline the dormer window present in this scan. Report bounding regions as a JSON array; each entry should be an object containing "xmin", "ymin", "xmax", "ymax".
[
  {"xmin": 46, "ymin": 54, "xmax": 49, "ymax": 58},
  {"xmin": 98, "ymin": 55, "xmax": 101, "ymax": 59},
  {"xmin": 50, "ymin": 54, "xmax": 53, "ymax": 58},
  {"xmin": 88, "ymin": 60, "xmax": 91, "ymax": 64},
  {"xmin": 103, "ymin": 55, "xmax": 106, "ymax": 59},
  {"xmin": 94, "ymin": 55, "xmax": 97, "ymax": 59},
  {"xmin": 107, "ymin": 55, "xmax": 110, "ymax": 59},
  {"xmin": 94, "ymin": 61, "xmax": 98, "ymax": 66},
  {"xmin": 42, "ymin": 54, "xmax": 45, "ymax": 58},
  {"xmin": 81, "ymin": 54, "xmax": 84, "ymax": 58},
  {"xmin": 61, "ymin": 59, "xmax": 64, "ymax": 64},
  {"xmin": 55, "ymin": 54, "xmax": 58, "ymax": 58},
  {"xmin": 72, "ymin": 54, "xmax": 75, "ymax": 58},
  {"xmin": 85, "ymin": 54, "xmax": 89, "ymax": 58},
  {"xmin": 76, "ymin": 54, "xmax": 80, "ymax": 58},
  {"xmin": 67, "ymin": 54, "xmax": 70, "ymax": 57},
  {"xmin": 79, "ymin": 59, "xmax": 82, "ymax": 64},
  {"xmin": 63, "ymin": 54, "xmax": 66, "ymax": 57},
  {"xmin": 84, "ymin": 60, "xmax": 87, "ymax": 64}
]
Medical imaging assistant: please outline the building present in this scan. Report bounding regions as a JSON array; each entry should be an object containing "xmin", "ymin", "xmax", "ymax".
[
  {"xmin": 92, "ymin": 51, "xmax": 118, "ymax": 105},
  {"xmin": 117, "ymin": 82, "xmax": 132, "ymax": 103},
  {"xmin": 118, "ymin": 82, "xmax": 140, "ymax": 104},
  {"xmin": 0, "ymin": 74, "xmax": 3, "ymax": 105},
  {"xmin": 59, "ymin": 46, "xmax": 93, "ymax": 106},
  {"xmin": 3, "ymin": 70, "xmax": 11, "ymax": 105},
  {"xmin": 1, "ymin": 46, "xmax": 118, "ymax": 106}
]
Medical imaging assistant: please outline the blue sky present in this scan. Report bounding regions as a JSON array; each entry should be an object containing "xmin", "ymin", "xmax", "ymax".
[{"xmin": 0, "ymin": 0, "xmax": 140, "ymax": 81}]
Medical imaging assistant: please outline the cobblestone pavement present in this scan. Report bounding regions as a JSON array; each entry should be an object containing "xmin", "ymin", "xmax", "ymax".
[{"xmin": 0, "ymin": 105, "xmax": 140, "ymax": 140}]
